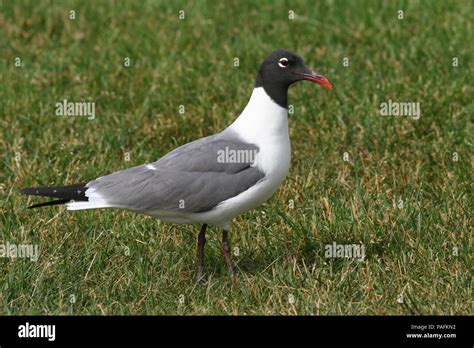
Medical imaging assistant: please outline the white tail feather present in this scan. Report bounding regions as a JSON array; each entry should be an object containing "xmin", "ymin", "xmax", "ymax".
[
  {"xmin": 66, "ymin": 200, "xmax": 110, "ymax": 210},
  {"xmin": 66, "ymin": 187, "xmax": 110, "ymax": 210}
]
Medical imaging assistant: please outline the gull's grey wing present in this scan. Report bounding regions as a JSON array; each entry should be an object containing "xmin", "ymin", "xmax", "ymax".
[{"xmin": 87, "ymin": 129, "xmax": 264, "ymax": 213}]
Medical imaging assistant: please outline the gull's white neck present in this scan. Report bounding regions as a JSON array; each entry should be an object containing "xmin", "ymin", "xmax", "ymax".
[
  {"xmin": 228, "ymin": 87, "xmax": 291, "ymax": 182},
  {"xmin": 228, "ymin": 87, "xmax": 289, "ymax": 145}
]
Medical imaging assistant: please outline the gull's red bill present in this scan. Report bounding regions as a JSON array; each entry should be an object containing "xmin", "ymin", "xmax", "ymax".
[{"xmin": 295, "ymin": 70, "xmax": 333, "ymax": 90}]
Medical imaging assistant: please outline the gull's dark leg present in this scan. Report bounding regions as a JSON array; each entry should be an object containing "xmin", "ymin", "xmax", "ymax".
[
  {"xmin": 196, "ymin": 223, "xmax": 207, "ymax": 280},
  {"xmin": 221, "ymin": 229, "xmax": 236, "ymax": 278}
]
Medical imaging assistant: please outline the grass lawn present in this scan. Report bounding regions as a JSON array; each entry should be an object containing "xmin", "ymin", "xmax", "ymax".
[{"xmin": 0, "ymin": 0, "xmax": 472, "ymax": 315}]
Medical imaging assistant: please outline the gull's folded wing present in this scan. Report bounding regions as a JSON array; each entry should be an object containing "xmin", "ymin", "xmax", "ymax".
[{"xmin": 68, "ymin": 129, "xmax": 265, "ymax": 213}]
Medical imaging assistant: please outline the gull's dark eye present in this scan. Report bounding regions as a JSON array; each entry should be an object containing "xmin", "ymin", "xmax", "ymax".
[{"xmin": 278, "ymin": 57, "xmax": 289, "ymax": 68}]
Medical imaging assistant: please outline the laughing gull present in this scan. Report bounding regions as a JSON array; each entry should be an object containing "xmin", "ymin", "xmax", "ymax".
[{"xmin": 21, "ymin": 49, "xmax": 332, "ymax": 279}]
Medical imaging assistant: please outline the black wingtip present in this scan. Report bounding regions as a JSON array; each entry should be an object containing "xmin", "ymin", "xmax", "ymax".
[
  {"xmin": 20, "ymin": 183, "xmax": 88, "ymax": 200},
  {"xmin": 20, "ymin": 182, "xmax": 88, "ymax": 209},
  {"xmin": 20, "ymin": 187, "xmax": 37, "ymax": 195}
]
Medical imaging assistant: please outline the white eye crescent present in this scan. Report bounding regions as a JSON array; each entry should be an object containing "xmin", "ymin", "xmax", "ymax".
[{"xmin": 278, "ymin": 57, "xmax": 289, "ymax": 68}]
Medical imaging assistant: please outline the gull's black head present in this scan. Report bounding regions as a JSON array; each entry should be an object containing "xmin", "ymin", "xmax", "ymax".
[{"xmin": 255, "ymin": 49, "xmax": 332, "ymax": 108}]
